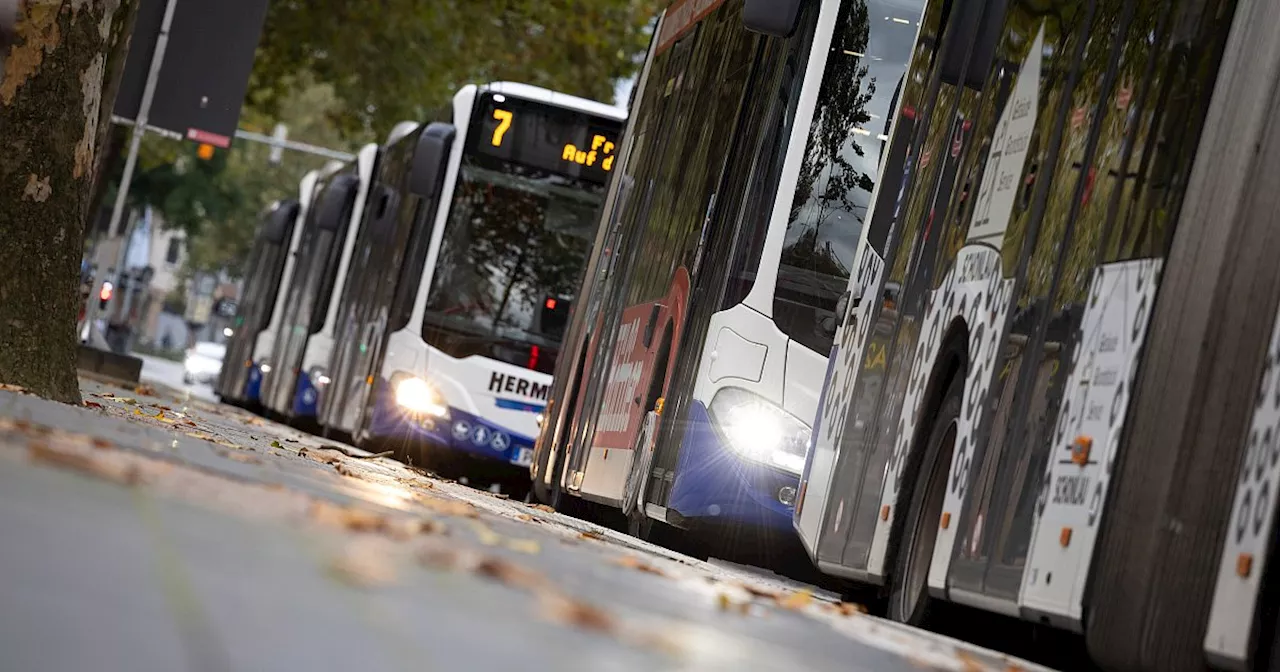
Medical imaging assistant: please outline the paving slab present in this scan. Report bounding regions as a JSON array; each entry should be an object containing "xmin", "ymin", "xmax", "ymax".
[{"xmin": 0, "ymin": 381, "xmax": 1054, "ymax": 672}]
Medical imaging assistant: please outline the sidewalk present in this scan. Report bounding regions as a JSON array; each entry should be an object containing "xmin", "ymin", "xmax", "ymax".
[{"xmin": 0, "ymin": 379, "xmax": 1052, "ymax": 672}]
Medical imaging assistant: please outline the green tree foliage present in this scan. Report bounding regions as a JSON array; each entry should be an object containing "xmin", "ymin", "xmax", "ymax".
[{"xmin": 250, "ymin": 0, "xmax": 659, "ymax": 135}]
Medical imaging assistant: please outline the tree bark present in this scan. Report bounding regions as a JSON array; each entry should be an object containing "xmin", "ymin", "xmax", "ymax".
[{"xmin": 0, "ymin": 0, "xmax": 126, "ymax": 403}]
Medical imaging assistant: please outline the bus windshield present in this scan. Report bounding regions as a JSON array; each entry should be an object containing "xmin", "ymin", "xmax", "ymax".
[{"xmin": 422, "ymin": 158, "xmax": 605, "ymax": 373}]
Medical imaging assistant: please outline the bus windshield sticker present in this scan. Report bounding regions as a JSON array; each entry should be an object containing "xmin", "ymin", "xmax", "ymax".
[{"xmin": 967, "ymin": 23, "xmax": 1044, "ymax": 253}]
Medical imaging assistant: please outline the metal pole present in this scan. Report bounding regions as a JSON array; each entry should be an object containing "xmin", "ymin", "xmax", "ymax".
[{"xmin": 83, "ymin": 0, "xmax": 180, "ymax": 343}]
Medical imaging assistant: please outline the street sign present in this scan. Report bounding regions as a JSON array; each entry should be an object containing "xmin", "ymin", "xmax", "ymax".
[{"xmin": 114, "ymin": 0, "xmax": 270, "ymax": 148}]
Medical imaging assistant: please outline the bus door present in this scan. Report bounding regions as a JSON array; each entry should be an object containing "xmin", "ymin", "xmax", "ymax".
[
  {"xmin": 562, "ymin": 21, "xmax": 700, "ymax": 499},
  {"xmin": 320, "ymin": 177, "xmax": 399, "ymax": 431},
  {"xmin": 643, "ymin": 0, "xmax": 819, "ymax": 516},
  {"xmin": 800, "ymin": 0, "xmax": 986, "ymax": 578}
]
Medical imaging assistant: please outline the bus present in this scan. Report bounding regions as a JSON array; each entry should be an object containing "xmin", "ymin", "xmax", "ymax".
[
  {"xmin": 258, "ymin": 144, "xmax": 378, "ymax": 425},
  {"xmin": 315, "ymin": 120, "xmax": 439, "ymax": 442},
  {"xmin": 530, "ymin": 0, "xmax": 924, "ymax": 543},
  {"xmin": 215, "ymin": 184, "xmax": 307, "ymax": 407},
  {"xmin": 319, "ymin": 82, "xmax": 625, "ymax": 475},
  {"xmin": 790, "ymin": 0, "xmax": 1280, "ymax": 666},
  {"xmin": 236, "ymin": 165, "xmax": 343, "ymax": 407}
]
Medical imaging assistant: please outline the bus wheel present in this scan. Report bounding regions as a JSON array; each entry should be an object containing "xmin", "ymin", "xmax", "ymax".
[{"xmin": 888, "ymin": 373, "xmax": 961, "ymax": 625}]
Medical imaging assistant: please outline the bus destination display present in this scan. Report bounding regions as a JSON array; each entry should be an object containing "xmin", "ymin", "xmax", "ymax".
[{"xmin": 472, "ymin": 93, "xmax": 619, "ymax": 184}]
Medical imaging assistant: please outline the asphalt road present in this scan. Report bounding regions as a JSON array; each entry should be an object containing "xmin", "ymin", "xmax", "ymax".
[{"xmin": 0, "ymin": 379, "xmax": 1054, "ymax": 672}]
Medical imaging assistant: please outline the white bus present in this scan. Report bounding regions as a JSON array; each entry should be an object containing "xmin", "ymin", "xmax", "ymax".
[
  {"xmin": 530, "ymin": 0, "xmax": 923, "ymax": 543},
  {"xmin": 792, "ymin": 0, "xmax": 1280, "ymax": 667},
  {"xmin": 318, "ymin": 82, "xmax": 625, "ymax": 474},
  {"xmin": 258, "ymin": 144, "xmax": 379, "ymax": 426},
  {"xmin": 215, "ymin": 198, "xmax": 300, "ymax": 407}
]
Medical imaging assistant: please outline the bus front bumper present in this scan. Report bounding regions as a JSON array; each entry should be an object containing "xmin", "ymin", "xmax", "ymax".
[
  {"xmin": 292, "ymin": 373, "xmax": 321, "ymax": 419},
  {"xmin": 666, "ymin": 401, "xmax": 799, "ymax": 533},
  {"xmin": 367, "ymin": 383, "xmax": 535, "ymax": 469},
  {"xmin": 243, "ymin": 363, "xmax": 264, "ymax": 403}
]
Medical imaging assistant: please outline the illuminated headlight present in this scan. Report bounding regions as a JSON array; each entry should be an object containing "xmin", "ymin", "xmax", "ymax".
[
  {"xmin": 223, "ymin": 327, "xmax": 234, "ymax": 337},
  {"xmin": 309, "ymin": 367, "xmax": 331, "ymax": 387},
  {"xmin": 535, "ymin": 413, "xmax": 545, "ymax": 427},
  {"xmin": 707, "ymin": 387, "xmax": 810, "ymax": 475},
  {"xmin": 259, "ymin": 364, "xmax": 272, "ymax": 374},
  {"xmin": 390, "ymin": 372, "xmax": 448, "ymax": 418}
]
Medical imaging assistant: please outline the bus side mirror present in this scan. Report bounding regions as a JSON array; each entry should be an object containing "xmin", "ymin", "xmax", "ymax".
[
  {"xmin": 743, "ymin": 0, "xmax": 805, "ymax": 37},
  {"xmin": 264, "ymin": 200, "xmax": 299, "ymax": 244},
  {"xmin": 939, "ymin": 0, "xmax": 1007, "ymax": 90},
  {"xmin": 409, "ymin": 122, "xmax": 458, "ymax": 199},
  {"xmin": 315, "ymin": 175, "xmax": 360, "ymax": 232}
]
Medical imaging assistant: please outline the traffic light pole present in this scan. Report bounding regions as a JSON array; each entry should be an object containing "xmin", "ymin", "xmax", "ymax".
[{"xmin": 82, "ymin": 0, "xmax": 180, "ymax": 344}]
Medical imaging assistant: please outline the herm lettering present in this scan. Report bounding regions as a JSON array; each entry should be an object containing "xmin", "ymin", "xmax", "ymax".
[{"xmin": 489, "ymin": 372, "xmax": 551, "ymax": 401}]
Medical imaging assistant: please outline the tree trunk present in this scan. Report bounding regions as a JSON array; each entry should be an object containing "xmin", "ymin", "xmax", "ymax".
[{"xmin": 0, "ymin": 0, "xmax": 127, "ymax": 403}]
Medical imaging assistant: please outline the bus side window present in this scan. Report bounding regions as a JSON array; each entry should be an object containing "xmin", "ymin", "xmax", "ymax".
[{"xmin": 388, "ymin": 199, "xmax": 428, "ymax": 332}]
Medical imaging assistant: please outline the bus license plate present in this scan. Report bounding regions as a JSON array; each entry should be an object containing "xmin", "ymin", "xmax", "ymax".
[{"xmin": 512, "ymin": 447, "xmax": 533, "ymax": 468}]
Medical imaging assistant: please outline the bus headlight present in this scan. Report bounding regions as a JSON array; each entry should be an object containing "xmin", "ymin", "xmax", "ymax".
[
  {"xmin": 309, "ymin": 367, "xmax": 331, "ymax": 387},
  {"xmin": 708, "ymin": 387, "xmax": 810, "ymax": 475},
  {"xmin": 391, "ymin": 372, "xmax": 448, "ymax": 418}
]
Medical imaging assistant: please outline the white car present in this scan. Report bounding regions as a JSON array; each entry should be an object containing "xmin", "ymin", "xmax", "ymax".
[{"xmin": 183, "ymin": 342, "xmax": 226, "ymax": 385}]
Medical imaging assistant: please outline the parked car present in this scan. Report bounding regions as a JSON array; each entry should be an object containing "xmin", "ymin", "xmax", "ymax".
[{"xmin": 184, "ymin": 342, "xmax": 226, "ymax": 385}]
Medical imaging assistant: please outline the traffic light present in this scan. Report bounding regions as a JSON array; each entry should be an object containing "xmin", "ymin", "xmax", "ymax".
[
  {"xmin": 98, "ymin": 281, "xmax": 114, "ymax": 309},
  {"xmin": 197, "ymin": 143, "xmax": 215, "ymax": 160},
  {"xmin": 539, "ymin": 295, "xmax": 571, "ymax": 339}
]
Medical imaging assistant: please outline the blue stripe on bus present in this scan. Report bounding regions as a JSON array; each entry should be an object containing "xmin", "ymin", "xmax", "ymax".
[{"xmin": 494, "ymin": 398, "xmax": 546, "ymax": 413}]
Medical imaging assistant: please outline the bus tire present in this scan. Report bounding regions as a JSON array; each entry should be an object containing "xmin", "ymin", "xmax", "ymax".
[{"xmin": 887, "ymin": 372, "xmax": 962, "ymax": 626}]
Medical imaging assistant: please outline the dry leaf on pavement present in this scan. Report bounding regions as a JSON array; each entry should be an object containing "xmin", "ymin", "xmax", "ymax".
[
  {"xmin": 530, "ymin": 503, "xmax": 556, "ymax": 513},
  {"xmin": 778, "ymin": 590, "xmax": 814, "ymax": 611},
  {"xmin": 27, "ymin": 442, "xmax": 142, "ymax": 486},
  {"xmin": 538, "ymin": 593, "xmax": 617, "ymax": 634},
  {"xmin": 613, "ymin": 556, "xmax": 667, "ymax": 577},
  {"xmin": 329, "ymin": 542, "xmax": 395, "ymax": 587}
]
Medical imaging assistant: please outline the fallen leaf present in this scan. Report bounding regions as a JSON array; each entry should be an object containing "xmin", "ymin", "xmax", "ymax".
[
  {"xmin": 778, "ymin": 590, "xmax": 814, "ymax": 611},
  {"xmin": 506, "ymin": 538, "xmax": 541, "ymax": 554},
  {"xmin": 474, "ymin": 556, "xmax": 548, "ymax": 591},
  {"xmin": 83, "ymin": 401, "xmax": 103, "ymax": 409},
  {"xmin": 310, "ymin": 500, "xmax": 388, "ymax": 532},
  {"xmin": 832, "ymin": 601, "xmax": 866, "ymax": 616},
  {"xmin": 134, "ymin": 385, "xmax": 156, "ymax": 396},
  {"xmin": 120, "ymin": 398, "xmax": 137, "ymax": 405},
  {"xmin": 538, "ymin": 593, "xmax": 616, "ymax": 634},
  {"xmin": 27, "ymin": 442, "xmax": 141, "ymax": 486},
  {"xmin": 471, "ymin": 522, "xmax": 503, "ymax": 546},
  {"xmin": 224, "ymin": 451, "xmax": 262, "ymax": 465},
  {"xmin": 270, "ymin": 440, "xmax": 282, "ymax": 448},
  {"xmin": 333, "ymin": 463, "xmax": 356, "ymax": 477},
  {"xmin": 579, "ymin": 530, "xmax": 606, "ymax": 541},
  {"xmin": 740, "ymin": 583, "xmax": 782, "ymax": 601},
  {"xmin": 956, "ymin": 651, "xmax": 984, "ymax": 672},
  {"xmin": 298, "ymin": 447, "xmax": 308, "ymax": 458},
  {"xmin": 329, "ymin": 542, "xmax": 395, "ymax": 587},
  {"xmin": 613, "ymin": 556, "xmax": 667, "ymax": 577},
  {"xmin": 417, "ymin": 495, "xmax": 478, "ymax": 518},
  {"xmin": 90, "ymin": 437, "xmax": 114, "ymax": 450},
  {"xmin": 418, "ymin": 546, "xmax": 465, "ymax": 571},
  {"xmin": 0, "ymin": 383, "xmax": 29, "ymax": 394},
  {"xmin": 182, "ymin": 420, "xmax": 198, "ymax": 427},
  {"xmin": 516, "ymin": 513, "xmax": 534, "ymax": 522},
  {"xmin": 155, "ymin": 405, "xmax": 172, "ymax": 411}
]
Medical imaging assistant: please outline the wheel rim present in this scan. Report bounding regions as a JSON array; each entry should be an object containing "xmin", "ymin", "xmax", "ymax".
[{"xmin": 897, "ymin": 418, "xmax": 956, "ymax": 622}]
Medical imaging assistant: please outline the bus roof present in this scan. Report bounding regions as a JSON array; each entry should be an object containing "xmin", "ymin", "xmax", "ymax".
[{"xmin": 481, "ymin": 81, "xmax": 626, "ymax": 122}]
